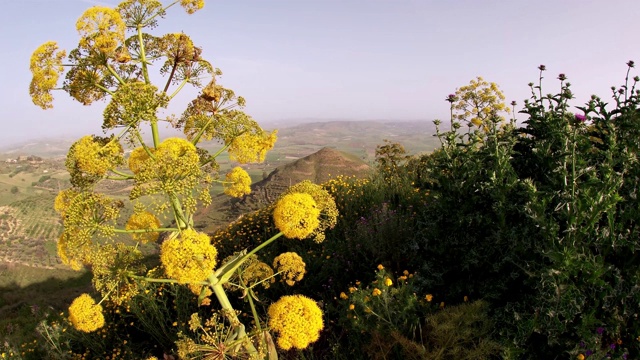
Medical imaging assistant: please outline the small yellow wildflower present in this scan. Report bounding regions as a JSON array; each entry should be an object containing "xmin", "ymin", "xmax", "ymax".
[
  {"xmin": 125, "ymin": 211, "xmax": 161, "ymax": 243},
  {"xmin": 223, "ymin": 167, "xmax": 252, "ymax": 197},
  {"xmin": 348, "ymin": 287, "xmax": 357, "ymax": 293},
  {"xmin": 349, "ymin": 304, "xmax": 355, "ymax": 310},
  {"xmin": 160, "ymin": 229, "xmax": 217, "ymax": 284},
  {"xmin": 340, "ymin": 292, "xmax": 348, "ymax": 300},
  {"xmin": 384, "ymin": 278, "xmax": 393, "ymax": 287},
  {"xmin": 29, "ymin": 41, "xmax": 65, "ymax": 109},
  {"xmin": 68, "ymin": 294, "xmax": 105, "ymax": 333},
  {"xmin": 403, "ymin": 270, "xmax": 409, "ymax": 276},
  {"xmin": 273, "ymin": 193, "xmax": 320, "ymax": 239},
  {"xmin": 577, "ymin": 354, "xmax": 585, "ymax": 360},
  {"xmin": 273, "ymin": 252, "xmax": 306, "ymax": 286},
  {"xmin": 425, "ymin": 294, "xmax": 433, "ymax": 302},
  {"xmin": 372, "ymin": 288, "xmax": 382, "ymax": 296},
  {"xmin": 128, "ymin": 146, "xmax": 154, "ymax": 174},
  {"xmin": 464, "ymin": 295, "xmax": 469, "ymax": 302},
  {"xmin": 76, "ymin": 6, "xmax": 125, "ymax": 55},
  {"xmin": 180, "ymin": 0, "xmax": 205, "ymax": 14},
  {"xmin": 377, "ymin": 264, "xmax": 384, "ymax": 271},
  {"xmin": 268, "ymin": 295, "xmax": 323, "ymax": 350},
  {"xmin": 440, "ymin": 302, "xmax": 445, "ymax": 308}
]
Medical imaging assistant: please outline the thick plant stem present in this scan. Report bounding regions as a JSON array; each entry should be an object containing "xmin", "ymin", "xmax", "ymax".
[
  {"xmin": 210, "ymin": 281, "xmax": 258, "ymax": 355},
  {"xmin": 137, "ymin": 25, "xmax": 151, "ymax": 84}
]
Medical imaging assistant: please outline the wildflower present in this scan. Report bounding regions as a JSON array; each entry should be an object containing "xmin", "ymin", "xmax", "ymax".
[
  {"xmin": 68, "ymin": 294, "xmax": 105, "ymax": 333},
  {"xmin": 574, "ymin": 113, "xmax": 586, "ymax": 123},
  {"xmin": 628, "ymin": 60, "xmax": 635, "ymax": 68},
  {"xmin": 446, "ymin": 94, "xmax": 457, "ymax": 103},
  {"xmin": 538, "ymin": 64, "xmax": 546, "ymax": 71},
  {"xmin": 439, "ymin": 302, "xmax": 445, "ymax": 308},
  {"xmin": 558, "ymin": 73, "xmax": 567, "ymax": 81},
  {"xmin": 340, "ymin": 292, "xmax": 348, "ymax": 300},
  {"xmin": 103, "ymin": 82, "xmax": 169, "ymax": 129},
  {"xmin": 223, "ymin": 167, "xmax": 252, "ymax": 197},
  {"xmin": 464, "ymin": 295, "xmax": 469, "ymax": 302},
  {"xmin": 66, "ymin": 135, "xmax": 124, "ymax": 183},
  {"xmin": 268, "ymin": 295, "xmax": 323, "ymax": 350},
  {"xmin": 577, "ymin": 355, "xmax": 585, "ymax": 360},
  {"xmin": 228, "ymin": 130, "xmax": 278, "ymax": 164},
  {"xmin": 384, "ymin": 278, "xmax": 393, "ymax": 287},
  {"xmin": 349, "ymin": 304, "xmax": 355, "ymax": 310},
  {"xmin": 596, "ymin": 327, "xmax": 605, "ymax": 335},
  {"xmin": 273, "ymin": 252, "xmax": 306, "ymax": 286},
  {"xmin": 160, "ymin": 229, "xmax": 217, "ymax": 284},
  {"xmin": 125, "ymin": 211, "xmax": 161, "ymax": 243},
  {"xmin": 372, "ymin": 288, "xmax": 382, "ymax": 296},
  {"xmin": 128, "ymin": 146, "xmax": 154, "ymax": 174},
  {"xmin": 403, "ymin": 270, "xmax": 409, "ymax": 276},
  {"xmin": 425, "ymin": 294, "xmax": 433, "ymax": 302},
  {"xmin": 29, "ymin": 41, "xmax": 66, "ymax": 109},
  {"xmin": 180, "ymin": 0, "xmax": 205, "ymax": 14},
  {"xmin": 273, "ymin": 193, "xmax": 320, "ymax": 239},
  {"xmin": 76, "ymin": 6, "xmax": 126, "ymax": 55},
  {"xmin": 377, "ymin": 264, "xmax": 384, "ymax": 271},
  {"xmin": 349, "ymin": 287, "xmax": 357, "ymax": 293}
]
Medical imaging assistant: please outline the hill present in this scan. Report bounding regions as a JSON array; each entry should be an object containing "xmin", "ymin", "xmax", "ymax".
[{"xmin": 194, "ymin": 147, "xmax": 372, "ymax": 233}]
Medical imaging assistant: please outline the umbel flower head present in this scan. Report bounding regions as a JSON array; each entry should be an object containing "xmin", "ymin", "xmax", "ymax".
[
  {"xmin": 76, "ymin": 6, "xmax": 125, "ymax": 56},
  {"xmin": 68, "ymin": 293, "xmax": 105, "ymax": 333},
  {"xmin": 283, "ymin": 180, "xmax": 338, "ymax": 243},
  {"xmin": 223, "ymin": 166, "xmax": 252, "ymax": 197},
  {"xmin": 268, "ymin": 295, "xmax": 323, "ymax": 350},
  {"xmin": 125, "ymin": 210, "xmax": 162, "ymax": 243},
  {"xmin": 273, "ymin": 193, "xmax": 320, "ymax": 239},
  {"xmin": 66, "ymin": 135, "xmax": 124, "ymax": 187},
  {"xmin": 160, "ymin": 229, "xmax": 217, "ymax": 284},
  {"xmin": 29, "ymin": 41, "xmax": 66, "ymax": 109},
  {"xmin": 273, "ymin": 252, "xmax": 306, "ymax": 286}
]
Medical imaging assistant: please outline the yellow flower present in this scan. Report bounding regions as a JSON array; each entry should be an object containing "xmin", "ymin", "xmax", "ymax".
[
  {"xmin": 273, "ymin": 193, "xmax": 320, "ymax": 239},
  {"xmin": 348, "ymin": 304, "xmax": 355, "ymax": 310},
  {"xmin": 440, "ymin": 302, "xmax": 445, "ymax": 308},
  {"xmin": 160, "ymin": 229, "xmax": 217, "ymax": 283},
  {"xmin": 223, "ymin": 167, "xmax": 252, "ymax": 197},
  {"xmin": 272, "ymin": 252, "xmax": 306, "ymax": 286},
  {"xmin": 348, "ymin": 287, "xmax": 357, "ymax": 293},
  {"xmin": 377, "ymin": 264, "xmax": 384, "ymax": 271},
  {"xmin": 29, "ymin": 41, "xmax": 66, "ymax": 109},
  {"xmin": 103, "ymin": 82, "xmax": 168, "ymax": 129},
  {"xmin": 68, "ymin": 294, "xmax": 105, "ymax": 333},
  {"xmin": 425, "ymin": 294, "xmax": 433, "ymax": 302},
  {"xmin": 464, "ymin": 295, "xmax": 469, "ymax": 302},
  {"xmin": 180, "ymin": 0, "xmax": 205, "ymax": 14},
  {"xmin": 54, "ymin": 189, "xmax": 78, "ymax": 216},
  {"xmin": 125, "ymin": 211, "xmax": 161, "ymax": 243},
  {"xmin": 577, "ymin": 354, "xmax": 585, "ymax": 360},
  {"xmin": 228, "ymin": 130, "xmax": 278, "ymax": 164},
  {"xmin": 340, "ymin": 292, "xmax": 348, "ymax": 300},
  {"xmin": 268, "ymin": 295, "xmax": 323, "ymax": 350},
  {"xmin": 384, "ymin": 278, "xmax": 393, "ymax": 287},
  {"xmin": 372, "ymin": 288, "xmax": 382, "ymax": 296},
  {"xmin": 76, "ymin": 6, "xmax": 125, "ymax": 55},
  {"xmin": 128, "ymin": 146, "xmax": 154, "ymax": 174},
  {"xmin": 67, "ymin": 135, "xmax": 124, "ymax": 181}
]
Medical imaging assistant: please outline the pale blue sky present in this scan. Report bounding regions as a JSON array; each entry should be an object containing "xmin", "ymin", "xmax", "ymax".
[{"xmin": 2, "ymin": 0, "xmax": 639, "ymax": 145}]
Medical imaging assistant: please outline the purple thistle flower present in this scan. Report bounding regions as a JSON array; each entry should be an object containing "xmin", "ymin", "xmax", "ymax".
[
  {"xmin": 579, "ymin": 341, "xmax": 586, "ymax": 348},
  {"xmin": 627, "ymin": 60, "xmax": 635, "ymax": 68},
  {"xmin": 610, "ymin": 343, "xmax": 616, "ymax": 350},
  {"xmin": 446, "ymin": 94, "xmax": 457, "ymax": 103},
  {"xmin": 558, "ymin": 73, "xmax": 567, "ymax": 81},
  {"xmin": 623, "ymin": 353, "xmax": 628, "ymax": 359},
  {"xmin": 538, "ymin": 65, "xmax": 546, "ymax": 71},
  {"xmin": 586, "ymin": 350, "xmax": 593, "ymax": 356},
  {"xmin": 575, "ymin": 113, "xmax": 586, "ymax": 123},
  {"xmin": 596, "ymin": 327, "xmax": 605, "ymax": 335}
]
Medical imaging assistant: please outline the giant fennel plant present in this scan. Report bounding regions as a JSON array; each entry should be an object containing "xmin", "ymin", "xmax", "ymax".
[{"xmin": 29, "ymin": 1, "xmax": 337, "ymax": 358}]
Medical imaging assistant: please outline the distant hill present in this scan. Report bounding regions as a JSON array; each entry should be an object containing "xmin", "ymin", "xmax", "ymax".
[{"xmin": 194, "ymin": 147, "xmax": 372, "ymax": 233}]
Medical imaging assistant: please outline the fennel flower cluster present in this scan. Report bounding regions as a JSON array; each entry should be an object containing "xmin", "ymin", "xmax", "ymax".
[
  {"xmin": 68, "ymin": 293, "xmax": 105, "ymax": 333},
  {"xmin": 273, "ymin": 193, "xmax": 320, "ymax": 239},
  {"xmin": 160, "ymin": 229, "xmax": 217, "ymax": 284},
  {"xmin": 125, "ymin": 210, "xmax": 162, "ymax": 243},
  {"xmin": 267, "ymin": 295, "xmax": 323, "ymax": 350},
  {"xmin": 66, "ymin": 135, "xmax": 124, "ymax": 182},
  {"xmin": 227, "ymin": 130, "xmax": 278, "ymax": 164},
  {"xmin": 223, "ymin": 166, "xmax": 252, "ymax": 197},
  {"xmin": 273, "ymin": 252, "xmax": 306, "ymax": 286},
  {"xmin": 76, "ymin": 6, "xmax": 125, "ymax": 55},
  {"xmin": 283, "ymin": 180, "xmax": 338, "ymax": 243},
  {"xmin": 28, "ymin": 41, "xmax": 65, "ymax": 109}
]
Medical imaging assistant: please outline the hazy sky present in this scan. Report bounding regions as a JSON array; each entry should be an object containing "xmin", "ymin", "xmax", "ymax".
[{"xmin": 2, "ymin": 0, "xmax": 639, "ymax": 146}]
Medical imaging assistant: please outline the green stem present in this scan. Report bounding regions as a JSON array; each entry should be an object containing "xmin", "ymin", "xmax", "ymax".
[
  {"xmin": 191, "ymin": 116, "xmax": 214, "ymax": 145},
  {"xmin": 150, "ymin": 120, "xmax": 160, "ymax": 148},
  {"xmin": 137, "ymin": 25, "xmax": 151, "ymax": 84},
  {"xmin": 143, "ymin": 1, "xmax": 180, "ymax": 27},
  {"xmin": 168, "ymin": 193, "xmax": 188, "ymax": 229},
  {"xmin": 247, "ymin": 287, "xmax": 262, "ymax": 333},
  {"xmin": 106, "ymin": 63, "xmax": 125, "ymax": 85},
  {"xmin": 110, "ymin": 169, "xmax": 134, "ymax": 179},
  {"xmin": 169, "ymin": 78, "xmax": 189, "ymax": 100},
  {"xmin": 94, "ymin": 83, "xmax": 115, "ymax": 96},
  {"xmin": 210, "ymin": 282, "xmax": 258, "ymax": 354},
  {"xmin": 216, "ymin": 232, "xmax": 284, "ymax": 283},
  {"xmin": 113, "ymin": 227, "xmax": 179, "ymax": 233}
]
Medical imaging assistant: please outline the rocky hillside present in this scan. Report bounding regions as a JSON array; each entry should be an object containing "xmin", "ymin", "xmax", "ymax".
[{"xmin": 194, "ymin": 147, "xmax": 371, "ymax": 233}]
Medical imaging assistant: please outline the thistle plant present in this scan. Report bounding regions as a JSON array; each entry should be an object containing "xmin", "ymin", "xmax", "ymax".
[{"xmin": 29, "ymin": 1, "xmax": 336, "ymax": 358}]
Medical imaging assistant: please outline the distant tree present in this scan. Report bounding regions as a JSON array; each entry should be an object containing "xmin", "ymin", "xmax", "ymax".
[{"xmin": 10, "ymin": 186, "xmax": 18, "ymax": 194}]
